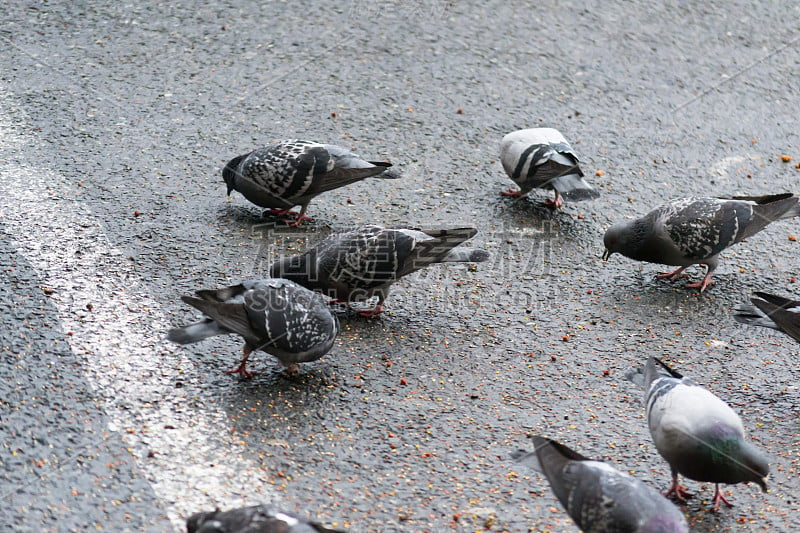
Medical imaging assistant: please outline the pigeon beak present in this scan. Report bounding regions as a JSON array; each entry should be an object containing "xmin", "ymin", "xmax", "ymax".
[{"xmin": 601, "ymin": 249, "xmax": 611, "ymax": 261}]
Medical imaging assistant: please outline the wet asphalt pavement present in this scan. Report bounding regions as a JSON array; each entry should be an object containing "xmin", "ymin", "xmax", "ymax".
[{"xmin": 1, "ymin": 1, "xmax": 799, "ymax": 531}]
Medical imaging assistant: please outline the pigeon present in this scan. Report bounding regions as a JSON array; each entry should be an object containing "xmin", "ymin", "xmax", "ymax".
[
  {"xmin": 603, "ymin": 194, "xmax": 800, "ymax": 291},
  {"xmin": 223, "ymin": 140, "xmax": 399, "ymax": 225},
  {"xmin": 167, "ymin": 279, "xmax": 338, "ymax": 378},
  {"xmin": 269, "ymin": 225, "xmax": 490, "ymax": 317},
  {"xmin": 734, "ymin": 291, "xmax": 800, "ymax": 343},
  {"xmin": 186, "ymin": 505, "xmax": 345, "ymax": 533},
  {"xmin": 512, "ymin": 436, "xmax": 688, "ymax": 532},
  {"xmin": 499, "ymin": 128, "xmax": 599, "ymax": 208},
  {"xmin": 625, "ymin": 357, "xmax": 769, "ymax": 510}
]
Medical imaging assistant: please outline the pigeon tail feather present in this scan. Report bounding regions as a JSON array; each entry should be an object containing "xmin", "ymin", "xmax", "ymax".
[
  {"xmin": 442, "ymin": 247, "xmax": 490, "ymax": 263},
  {"xmin": 735, "ymin": 194, "xmax": 800, "ymax": 241},
  {"xmin": 374, "ymin": 166, "xmax": 402, "ymax": 179},
  {"xmin": 550, "ymin": 173, "xmax": 601, "ymax": 201},
  {"xmin": 510, "ymin": 449, "xmax": 543, "ymax": 472},
  {"xmin": 310, "ymin": 163, "xmax": 393, "ymax": 194},
  {"xmin": 624, "ymin": 365, "xmax": 646, "ymax": 388},
  {"xmin": 750, "ymin": 294, "xmax": 800, "ymax": 341},
  {"xmin": 167, "ymin": 319, "xmax": 228, "ymax": 344},
  {"xmin": 398, "ymin": 227, "xmax": 485, "ymax": 276},
  {"xmin": 753, "ymin": 291, "xmax": 800, "ymax": 309},
  {"xmin": 732, "ymin": 304, "xmax": 778, "ymax": 329},
  {"xmin": 195, "ymin": 284, "xmax": 246, "ymax": 303},
  {"xmin": 626, "ymin": 356, "xmax": 681, "ymax": 390}
]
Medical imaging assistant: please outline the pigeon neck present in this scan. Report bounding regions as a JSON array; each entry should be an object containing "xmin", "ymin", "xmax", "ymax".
[
  {"xmin": 619, "ymin": 217, "xmax": 658, "ymax": 261},
  {"xmin": 270, "ymin": 255, "xmax": 313, "ymax": 285}
]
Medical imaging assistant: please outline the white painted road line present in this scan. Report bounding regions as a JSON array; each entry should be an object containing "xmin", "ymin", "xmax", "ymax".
[{"xmin": 0, "ymin": 90, "xmax": 277, "ymax": 531}]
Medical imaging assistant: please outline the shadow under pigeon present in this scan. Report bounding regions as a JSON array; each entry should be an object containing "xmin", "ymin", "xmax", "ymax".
[
  {"xmin": 217, "ymin": 204, "xmax": 334, "ymax": 232},
  {"xmin": 498, "ymin": 195, "xmax": 568, "ymax": 220}
]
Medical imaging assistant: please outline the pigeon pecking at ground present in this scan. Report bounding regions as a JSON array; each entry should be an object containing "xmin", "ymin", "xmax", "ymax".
[
  {"xmin": 512, "ymin": 436, "xmax": 688, "ymax": 532},
  {"xmin": 603, "ymin": 194, "xmax": 800, "ymax": 291},
  {"xmin": 167, "ymin": 279, "xmax": 338, "ymax": 378},
  {"xmin": 223, "ymin": 140, "xmax": 399, "ymax": 225},
  {"xmin": 734, "ymin": 291, "xmax": 800, "ymax": 344},
  {"xmin": 186, "ymin": 504, "xmax": 345, "ymax": 533},
  {"xmin": 625, "ymin": 357, "xmax": 769, "ymax": 510},
  {"xmin": 269, "ymin": 225, "xmax": 490, "ymax": 317},
  {"xmin": 499, "ymin": 128, "xmax": 599, "ymax": 208}
]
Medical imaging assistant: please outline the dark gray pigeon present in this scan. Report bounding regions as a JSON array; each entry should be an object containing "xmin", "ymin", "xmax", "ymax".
[
  {"xmin": 186, "ymin": 505, "xmax": 345, "ymax": 533},
  {"xmin": 167, "ymin": 279, "xmax": 338, "ymax": 378},
  {"xmin": 603, "ymin": 194, "xmax": 800, "ymax": 291},
  {"xmin": 223, "ymin": 140, "xmax": 399, "ymax": 225},
  {"xmin": 499, "ymin": 128, "xmax": 599, "ymax": 208},
  {"xmin": 625, "ymin": 357, "xmax": 769, "ymax": 510},
  {"xmin": 734, "ymin": 291, "xmax": 800, "ymax": 344},
  {"xmin": 512, "ymin": 436, "xmax": 688, "ymax": 532},
  {"xmin": 269, "ymin": 225, "xmax": 490, "ymax": 317}
]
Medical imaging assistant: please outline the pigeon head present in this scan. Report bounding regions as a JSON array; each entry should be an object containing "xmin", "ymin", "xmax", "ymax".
[
  {"xmin": 702, "ymin": 424, "xmax": 770, "ymax": 491},
  {"xmin": 222, "ymin": 154, "xmax": 247, "ymax": 196},
  {"xmin": 735, "ymin": 439, "xmax": 770, "ymax": 492},
  {"xmin": 603, "ymin": 218, "xmax": 652, "ymax": 261}
]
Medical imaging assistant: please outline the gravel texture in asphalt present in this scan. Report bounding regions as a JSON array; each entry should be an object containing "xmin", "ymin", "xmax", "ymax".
[{"xmin": 1, "ymin": 1, "xmax": 798, "ymax": 531}]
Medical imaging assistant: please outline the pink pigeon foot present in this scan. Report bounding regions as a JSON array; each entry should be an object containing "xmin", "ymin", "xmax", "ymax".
[
  {"xmin": 225, "ymin": 349, "xmax": 254, "ymax": 378},
  {"xmin": 657, "ymin": 266, "xmax": 689, "ymax": 281},
  {"xmin": 225, "ymin": 362, "xmax": 254, "ymax": 379},
  {"xmin": 500, "ymin": 188, "xmax": 523, "ymax": 198},
  {"xmin": 284, "ymin": 214, "xmax": 313, "ymax": 227},
  {"xmin": 685, "ymin": 268, "xmax": 715, "ymax": 292},
  {"xmin": 359, "ymin": 305, "xmax": 384, "ymax": 318},
  {"xmin": 711, "ymin": 484, "xmax": 734, "ymax": 511},
  {"xmin": 543, "ymin": 194, "xmax": 564, "ymax": 209},
  {"xmin": 664, "ymin": 475, "xmax": 692, "ymax": 503},
  {"xmin": 285, "ymin": 363, "xmax": 300, "ymax": 378}
]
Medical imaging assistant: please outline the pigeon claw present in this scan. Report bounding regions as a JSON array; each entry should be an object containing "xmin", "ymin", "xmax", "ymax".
[
  {"xmin": 225, "ymin": 364, "xmax": 254, "ymax": 379},
  {"xmin": 359, "ymin": 305, "xmax": 384, "ymax": 318},
  {"xmin": 685, "ymin": 271, "xmax": 715, "ymax": 292},
  {"xmin": 656, "ymin": 266, "xmax": 689, "ymax": 281},
  {"xmin": 226, "ymin": 350, "xmax": 254, "ymax": 379},
  {"xmin": 664, "ymin": 472, "xmax": 692, "ymax": 503},
  {"xmin": 543, "ymin": 193, "xmax": 564, "ymax": 209},
  {"xmin": 283, "ymin": 214, "xmax": 313, "ymax": 227},
  {"xmin": 500, "ymin": 188, "xmax": 524, "ymax": 198},
  {"xmin": 664, "ymin": 479, "xmax": 692, "ymax": 503},
  {"xmin": 711, "ymin": 484, "xmax": 734, "ymax": 511}
]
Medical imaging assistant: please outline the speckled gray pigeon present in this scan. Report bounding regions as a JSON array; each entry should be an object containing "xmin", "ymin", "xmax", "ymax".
[
  {"xmin": 167, "ymin": 279, "xmax": 338, "ymax": 377},
  {"xmin": 186, "ymin": 505, "xmax": 345, "ymax": 533},
  {"xmin": 734, "ymin": 291, "xmax": 800, "ymax": 343},
  {"xmin": 603, "ymin": 194, "xmax": 800, "ymax": 291},
  {"xmin": 223, "ymin": 140, "xmax": 399, "ymax": 225},
  {"xmin": 499, "ymin": 128, "xmax": 599, "ymax": 208},
  {"xmin": 512, "ymin": 436, "xmax": 688, "ymax": 532},
  {"xmin": 269, "ymin": 225, "xmax": 490, "ymax": 317},
  {"xmin": 625, "ymin": 357, "xmax": 769, "ymax": 510}
]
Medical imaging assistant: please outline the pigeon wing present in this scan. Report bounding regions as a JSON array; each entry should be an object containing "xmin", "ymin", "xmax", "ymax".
[
  {"xmin": 240, "ymin": 140, "xmax": 326, "ymax": 202},
  {"xmin": 750, "ymin": 292, "xmax": 800, "ymax": 343},
  {"xmin": 320, "ymin": 226, "xmax": 404, "ymax": 289},
  {"xmin": 663, "ymin": 198, "xmax": 750, "ymax": 260},
  {"xmin": 242, "ymin": 282, "xmax": 336, "ymax": 356}
]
